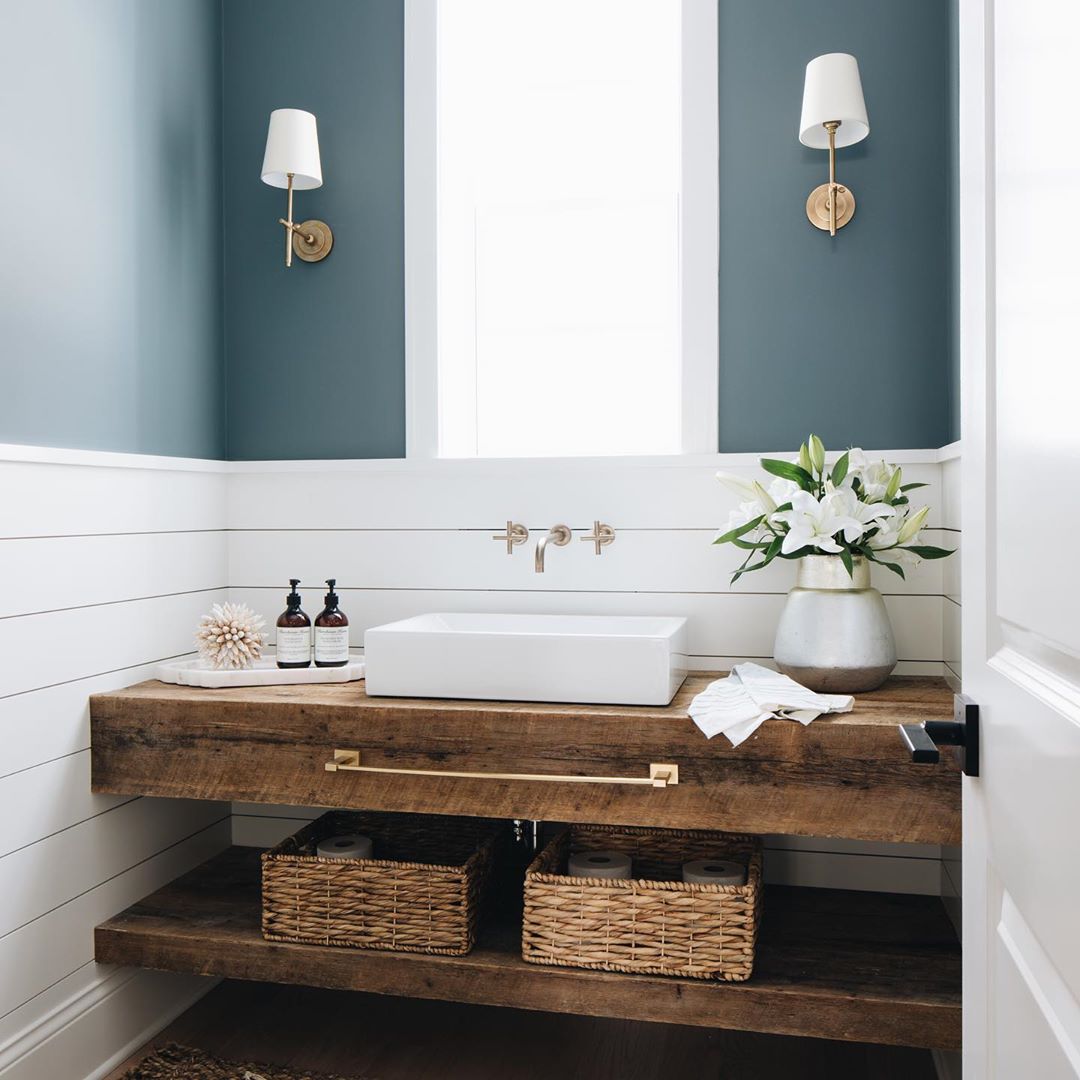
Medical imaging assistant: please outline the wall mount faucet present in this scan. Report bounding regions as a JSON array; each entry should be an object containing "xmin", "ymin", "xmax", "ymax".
[
  {"xmin": 535, "ymin": 524, "xmax": 572, "ymax": 573},
  {"xmin": 581, "ymin": 520, "xmax": 616, "ymax": 555},
  {"xmin": 492, "ymin": 520, "xmax": 529, "ymax": 555}
]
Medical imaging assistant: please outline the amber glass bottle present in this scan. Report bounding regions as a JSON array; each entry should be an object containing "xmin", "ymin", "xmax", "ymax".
[
  {"xmin": 276, "ymin": 579, "xmax": 311, "ymax": 668},
  {"xmin": 314, "ymin": 578, "xmax": 349, "ymax": 667}
]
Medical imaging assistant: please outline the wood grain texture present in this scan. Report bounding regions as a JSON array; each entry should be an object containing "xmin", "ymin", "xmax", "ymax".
[
  {"xmin": 91, "ymin": 675, "xmax": 961, "ymax": 845},
  {"xmin": 94, "ymin": 847, "xmax": 961, "ymax": 1051},
  {"xmin": 104, "ymin": 979, "xmax": 940, "ymax": 1080}
]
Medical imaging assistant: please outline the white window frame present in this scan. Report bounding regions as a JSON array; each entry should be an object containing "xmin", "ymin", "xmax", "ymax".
[{"xmin": 404, "ymin": 0, "xmax": 719, "ymax": 460}]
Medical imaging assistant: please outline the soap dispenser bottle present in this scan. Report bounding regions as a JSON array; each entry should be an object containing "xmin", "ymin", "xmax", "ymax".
[
  {"xmin": 314, "ymin": 579, "xmax": 350, "ymax": 668},
  {"xmin": 276, "ymin": 579, "xmax": 312, "ymax": 669}
]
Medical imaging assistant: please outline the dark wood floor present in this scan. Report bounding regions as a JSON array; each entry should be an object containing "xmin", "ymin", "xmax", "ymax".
[{"xmin": 108, "ymin": 981, "xmax": 937, "ymax": 1080}]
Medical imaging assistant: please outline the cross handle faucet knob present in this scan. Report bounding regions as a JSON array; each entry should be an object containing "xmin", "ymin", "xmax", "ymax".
[
  {"xmin": 581, "ymin": 520, "xmax": 616, "ymax": 555},
  {"xmin": 492, "ymin": 520, "xmax": 529, "ymax": 555}
]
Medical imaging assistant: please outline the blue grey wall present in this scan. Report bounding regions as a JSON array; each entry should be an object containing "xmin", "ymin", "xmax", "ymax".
[
  {"xmin": 223, "ymin": 0, "xmax": 956, "ymax": 458},
  {"xmin": 223, "ymin": 0, "xmax": 405, "ymax": 460},
  {"xmin": 1, "ymin": 0, "xmax": 225, "ymax": 459},
  {"xmin": 717, "ymin": 0, "xmax": 954, "ymax": 451},
  {"xmin": 3, "ymin": 1, "xmax": 955, "ymax": 461}
]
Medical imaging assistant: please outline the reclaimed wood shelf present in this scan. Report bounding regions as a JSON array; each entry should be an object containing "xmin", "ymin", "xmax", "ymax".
[
  {"xmin": 95, "ymin": 847, "xmax": 961, "ymax": 1051},
  {"xmin": 90, "ymin": 675, "xmax": 960, "ymax": 846}
]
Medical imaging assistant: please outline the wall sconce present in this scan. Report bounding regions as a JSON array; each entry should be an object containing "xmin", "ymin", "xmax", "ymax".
[
  {"xmin": 798, "ymin": 53, "xmax": 869, "ymax": 236},
  {"xmin": 261, "ymin": 108, "xmax": 334, "ymax": 267}
]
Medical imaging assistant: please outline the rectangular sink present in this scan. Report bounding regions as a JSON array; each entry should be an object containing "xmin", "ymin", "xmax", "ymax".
[{"xmin": 364, "ymin": 613, "xmax": 689, "ymax": 706}]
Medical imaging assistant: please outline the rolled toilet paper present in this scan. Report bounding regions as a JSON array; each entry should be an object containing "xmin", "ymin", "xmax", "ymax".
[
  {"xmin": 682, "ymin": 858, "xmax": 746, "ymax": 885},
  {"xmin": 567, "ymin": 850, "xmax": 633, "ymax": 880},
  {"xmin": 316, "ymin": 834, "xmax": 374, "ymax": 860}
]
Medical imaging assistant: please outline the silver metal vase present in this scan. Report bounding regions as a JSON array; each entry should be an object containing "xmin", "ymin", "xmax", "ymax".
[{"xmin": 773, "ymin": 555, "xmax": 896, "ymax": 693}]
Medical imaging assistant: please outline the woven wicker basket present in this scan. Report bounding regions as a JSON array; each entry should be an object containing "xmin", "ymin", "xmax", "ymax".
[
  {"xmin": 522, "ymin": 823, "xmax": 763, "ymax": 981},
  {"xmin": 262, "ymin": 810, "xmax": 501, "ymax": 955}
]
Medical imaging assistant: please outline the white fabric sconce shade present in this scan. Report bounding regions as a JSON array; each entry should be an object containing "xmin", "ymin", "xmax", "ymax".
[
  {"xmin": 261, "ymin": 108, "xmax": 333, "ymax": 267},
  {"xmin": 798, "ymin": 53, "xmax": 869, "ymax": 148},
  {"xmin": 798, "ymin": 53, "xmax": 868, "ymax": 236},
  {"xmin": 261, "ymin": 108, "xmax": 323, "ymax": 190}
]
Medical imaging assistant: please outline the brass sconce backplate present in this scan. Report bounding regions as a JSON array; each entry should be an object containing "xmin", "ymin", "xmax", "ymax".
[
  {"xmin": 293, "ymin": 219, "xmax": 334, "ymax": 262},
  {"xmin": 806, "ymin": 183, "xmax": 855, "ymax": 232}
]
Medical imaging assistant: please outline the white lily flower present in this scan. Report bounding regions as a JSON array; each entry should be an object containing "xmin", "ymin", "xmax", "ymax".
[
  {"xmin": 715, "ymin": 471, "xmax": 762, "ymax": 505},
  {"xmin": 896, "ymin": 505, "xmax": 930, "ymax": 545},
  {"xmin": 881, "ymin": 547, "xmax": 920, "ymax": 571},
  {"xmin": 752, "ymin": 481, "xmax": 777, "ymax": 513},
  {"xmin": 869, "ymin": 503, "xmax": 925, "ymax": 551},
  {"xmin": 772, "ymin": 490, "xmax": 864, "ymax": 555},
  {"xmin": 715, "ymin": 499, "xmax": 769, "ymax": 543},
  {"xmin": 853, "ymin": 459, "xmax": 896, "ymax": 503},
  {"xmin": 868, "ymin": 518, "xmax": 903, "ymax": 551},
  {"xmin": 767, "ymin": 476, "xmax": 800, "ymax": 507},
  {"xmin": 830, "ymin": 486, "xmax": 896, "ymax": 540}
]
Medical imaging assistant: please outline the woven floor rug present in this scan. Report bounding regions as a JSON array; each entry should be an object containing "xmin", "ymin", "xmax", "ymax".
[{"xmin": 121, "ymin": 1043, "xmax": 369, "ymax": 1080}]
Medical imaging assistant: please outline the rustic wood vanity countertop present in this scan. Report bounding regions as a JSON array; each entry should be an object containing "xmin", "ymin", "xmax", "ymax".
[{"xmin": 91, "ymin": 674, "xmax": 959, "ymax": 846}]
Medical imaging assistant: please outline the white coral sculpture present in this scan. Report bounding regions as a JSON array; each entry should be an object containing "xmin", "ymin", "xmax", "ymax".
[{"xmin": 195, "ymin": 602, "xmax": 266, "ymax": 670}]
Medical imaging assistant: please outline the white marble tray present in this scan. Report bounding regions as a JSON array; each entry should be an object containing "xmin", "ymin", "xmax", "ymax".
[{"xmin": 156, "ymin": 656, "xmax": 365, "ymax": 688}]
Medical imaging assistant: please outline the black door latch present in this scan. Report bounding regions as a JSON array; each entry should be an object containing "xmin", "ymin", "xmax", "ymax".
[{"xmin": 899, "ymin": 694, "xmax": 979, "ymax": 777}]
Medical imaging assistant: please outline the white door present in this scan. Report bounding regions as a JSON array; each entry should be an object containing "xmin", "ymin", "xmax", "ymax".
[{"xmin": 960, "ymin": 0, "xmax": 1080, "ymax": 1075}]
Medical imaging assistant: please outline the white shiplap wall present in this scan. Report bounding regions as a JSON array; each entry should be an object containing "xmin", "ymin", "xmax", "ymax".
[
  {"xmin": 0, "ymin": 445, "xmax": 962, "ymax": 1077},
  {"xmin": 226, "ymin": 450, "xmax": 958, "ymax": 896},
  {"xmin": 0, "ymin": 448, "xmax": 230, "ymax": 1080}
]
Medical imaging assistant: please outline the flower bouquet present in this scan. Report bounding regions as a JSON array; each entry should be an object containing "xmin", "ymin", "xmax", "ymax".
[
  {"xmin": 713, "ymin": 434, "xmax": 952, "ymax": 582},
  {"xmin": 713, "ymin": 435, "xmax": 953, "ymax": 693}
]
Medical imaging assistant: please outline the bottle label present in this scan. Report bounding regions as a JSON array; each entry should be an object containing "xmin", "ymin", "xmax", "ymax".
[
  {"xmin": 276, "ymin": 626, "xmax": 312, "ymax": 664},
  {"xmin": 315, "ymin": 625, "xmax": 350, "ymax": 663}
]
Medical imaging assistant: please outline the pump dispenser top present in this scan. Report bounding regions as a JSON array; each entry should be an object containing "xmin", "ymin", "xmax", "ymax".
[
  {"xmin": 276, "ymin": 578, "xmax": 312, "ymax": 668},
  {"xmin": 314, "ymin": 578, "xmax": 349, "ymax": 668}
]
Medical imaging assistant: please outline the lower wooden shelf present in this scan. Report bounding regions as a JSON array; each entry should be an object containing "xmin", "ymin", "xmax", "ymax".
[{"xmin": 95, "ymin": 847, "xmax": 960, "ymax": 1051}]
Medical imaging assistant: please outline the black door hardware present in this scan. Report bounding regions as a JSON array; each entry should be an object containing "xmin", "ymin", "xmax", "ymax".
[{"xmin": 899, "ymin": 694, "xmax": 979, "ymax": 777}]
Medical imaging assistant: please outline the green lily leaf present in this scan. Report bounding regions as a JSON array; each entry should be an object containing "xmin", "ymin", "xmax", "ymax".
[
  {"xmin": 877, "ymin": 560, "xmax": 907, "ymax": 580},
  {"xmin": 902, "ymin": 545, "xmax": 955, "ymax": 559},
  {"xmin": 900, "ymin": 482, "xmax": 929, "ymax": 492},
  {"xmin": 761, "ymin": 458, "xmax": 816, "ymax": 491},
  {"xmin": 732, "ymin": 536, "xmax": 783, "ymax": 582},
  {"xmin": 830, "ymin": 451, "xmax": 850, "ymax": 487},
  {"xmin": 839, "ymin": 548, "xmax": 854, "ymax": 578},
  {"xmin": 712, "ymin": 515, "xmax": 765, "ymax": 546}
]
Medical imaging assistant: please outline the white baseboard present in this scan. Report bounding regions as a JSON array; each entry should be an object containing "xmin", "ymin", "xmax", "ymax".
[{"xmin": 0, "ymin": 967, "xmax": 217, "ymax": 1080}]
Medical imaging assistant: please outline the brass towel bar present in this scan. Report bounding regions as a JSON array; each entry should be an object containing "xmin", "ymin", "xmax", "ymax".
[{"xmin": 325, "ymin": 750, "xmax": 679, "ymax": 788}]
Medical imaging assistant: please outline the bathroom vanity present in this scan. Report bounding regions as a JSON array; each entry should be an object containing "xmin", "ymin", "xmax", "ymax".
[{"xmin": 89, "ymin": 675, "xmax": 961, "ymax": 1051}]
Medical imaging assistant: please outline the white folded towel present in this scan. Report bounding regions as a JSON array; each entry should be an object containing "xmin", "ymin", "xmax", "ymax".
[{"xmin": 688, "ymin": 662, "xmax": 854, "ymax": 746}]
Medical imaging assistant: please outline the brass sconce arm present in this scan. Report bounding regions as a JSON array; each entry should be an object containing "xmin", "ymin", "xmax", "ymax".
[
  {"xmin": 276, "ymin": 171, "xmax": 334, "ymax": 268},
  {"xmin": 806, "ymin": 120, "xmax": 854, "ymax": 236}
]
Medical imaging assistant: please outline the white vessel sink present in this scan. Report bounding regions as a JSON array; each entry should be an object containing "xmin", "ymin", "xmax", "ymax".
[{"xmin": 364, "ymin": 613, "xmax": 689, "ymax": 706}]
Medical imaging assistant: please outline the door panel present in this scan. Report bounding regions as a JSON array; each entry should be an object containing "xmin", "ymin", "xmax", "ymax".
[
  {"xmin": 994, "ymin": 891, "xmax": 1080, "ymax": 1076},
  {"xmin": 961, "ymin": 0, "xmax": 1080, "ymax": 1074}
]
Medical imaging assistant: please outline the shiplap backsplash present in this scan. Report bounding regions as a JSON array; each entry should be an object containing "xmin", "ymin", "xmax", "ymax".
[
  {"xmin": 226, "ymin": 450, "xmax": 960, "ymax": 898},
  {"xmin": 226, "ymin": 453, "xmax": 951, "ymax": 672},
  {"xmin": 0, "ymin": 451, "xmax": 229, "ymax": 1080}
]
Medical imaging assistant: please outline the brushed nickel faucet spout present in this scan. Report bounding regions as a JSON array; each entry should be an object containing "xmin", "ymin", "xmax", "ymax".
[{"xmin": 535, "ymin": 524, "xmax": 572, "ymax": 573}]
